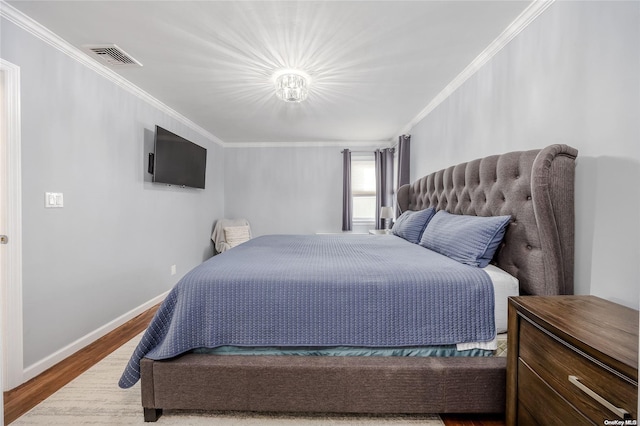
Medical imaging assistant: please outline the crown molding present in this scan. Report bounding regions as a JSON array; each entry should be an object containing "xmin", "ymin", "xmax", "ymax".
[
  {"xmin": 0, "ymin": 1, "xmax": 387, "ymax": 152},
  {"xmin": 2, "ymin": 0, "xmax": 554, "ymax": 150},
  {"xmin": 225, "ymin": 140, "xmax": 392, "ymax": 149},
  {"xmin": 0, "ymin": 1, "xmax": 225, "ymax": 147},
  {"xmin": 399, "ymin": 0, "xmax": 555, "ymax": 135}
]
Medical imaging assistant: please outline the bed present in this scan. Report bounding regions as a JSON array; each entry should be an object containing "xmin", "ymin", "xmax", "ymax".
[{"xmin": 121, "ymin": 144, "xmax": 577, "ymax": 422}]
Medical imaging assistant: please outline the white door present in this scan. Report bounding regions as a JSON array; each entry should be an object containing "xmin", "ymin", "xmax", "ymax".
[
  {"xmin": 0, "ymin": 59, "xmax": 23, "ymax": 397},
  {"xmin": 0, "ymin": 65, "xmax": 6, "ymax": 426}
]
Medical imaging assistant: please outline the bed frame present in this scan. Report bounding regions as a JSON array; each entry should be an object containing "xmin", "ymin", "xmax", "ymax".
[{"xmin": 140, "ymin": 144, "xmax": 578, "ymax": 422}]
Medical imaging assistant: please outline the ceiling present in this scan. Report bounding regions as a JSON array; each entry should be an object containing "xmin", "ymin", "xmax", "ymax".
[{"xmin": 7, "ymin": 1, "xmax": 532, "ymax": 144}]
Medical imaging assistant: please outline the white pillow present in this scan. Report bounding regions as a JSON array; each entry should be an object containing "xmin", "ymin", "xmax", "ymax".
[{"xmin": 224, "ymin": 225, "xmax": 251, "ymax": 248}]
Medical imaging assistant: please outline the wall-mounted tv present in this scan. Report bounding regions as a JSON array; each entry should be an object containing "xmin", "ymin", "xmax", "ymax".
[{"xmin": 150, "ymin": 126, "xmax": 207, "ymax": 189}]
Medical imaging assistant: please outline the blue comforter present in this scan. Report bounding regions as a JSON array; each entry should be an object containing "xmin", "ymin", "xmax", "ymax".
[{"xmin": 119, "ymin": 234, "xmax": 495, "ymax": 388}]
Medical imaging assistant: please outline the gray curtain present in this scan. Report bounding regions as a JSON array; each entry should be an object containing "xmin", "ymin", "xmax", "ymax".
[
  {"xmin": 342, "ymin": 149, "xmax": 352, "ymax": 231},
  {"xmin": 396, "ymin": 135, "xmax": 410, "ymax": 215},
  {"xmin": 375, "ymin": 148, "xmax": 394, "ymax": 229}
]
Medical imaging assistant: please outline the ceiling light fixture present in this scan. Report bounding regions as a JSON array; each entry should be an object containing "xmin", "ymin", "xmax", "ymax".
[{"xmin": 274, "ymin": 69, "xmax": 310, "ymax": 103}]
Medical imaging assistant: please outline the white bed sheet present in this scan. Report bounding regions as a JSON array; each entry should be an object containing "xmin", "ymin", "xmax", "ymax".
[
  {"xmin": 484, "ymin": 264, "xmax": 520, "ymax": 333},
  {"xmin": 456, "ymin": 264, "xmax": 519, "ymax": 351}
]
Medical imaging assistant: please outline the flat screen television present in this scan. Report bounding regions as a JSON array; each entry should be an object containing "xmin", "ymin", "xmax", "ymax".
[{"xmin": 150, "ymin": 126, "xmax": 207, "ymax": 189}]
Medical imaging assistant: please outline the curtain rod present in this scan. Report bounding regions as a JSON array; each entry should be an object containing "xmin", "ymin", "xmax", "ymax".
[{"xmin": 340, "ymin": 135, "xmax": 409, "ymax": 153}]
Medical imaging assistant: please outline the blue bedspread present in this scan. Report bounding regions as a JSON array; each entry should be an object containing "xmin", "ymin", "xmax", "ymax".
[{"xmin": 119, "ymin": 234, "xmax": 495, "ymax": 388}]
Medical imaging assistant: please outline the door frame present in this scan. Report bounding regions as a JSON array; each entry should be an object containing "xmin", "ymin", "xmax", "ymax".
[{"xmin": 1, "ymin": 58, "xmax": 24, "ymax": 391}]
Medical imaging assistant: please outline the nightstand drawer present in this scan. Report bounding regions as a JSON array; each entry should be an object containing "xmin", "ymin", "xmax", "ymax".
[
  {"xmin": 519, "ymin": 318, "xmax": 636, "ymax": 422},
  {"xmin": 517, "ymin": 359, "xmax": 592, "ymax": 425}
]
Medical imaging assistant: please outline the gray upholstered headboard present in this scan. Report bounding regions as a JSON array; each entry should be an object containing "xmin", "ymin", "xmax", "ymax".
[{"xmin": 397, "ymin": 144, "xmax": 578, "ymax": 296}]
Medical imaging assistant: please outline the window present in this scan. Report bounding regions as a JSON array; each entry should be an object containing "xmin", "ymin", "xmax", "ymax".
[{"xmin": 351, "ymin": 154, "xmax": 376, "ymax": 222}]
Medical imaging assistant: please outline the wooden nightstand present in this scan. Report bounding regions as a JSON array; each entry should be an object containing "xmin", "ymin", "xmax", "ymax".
[{"xmin": 506, "ymin": 296, "xmax": 638, "ymax": 425}]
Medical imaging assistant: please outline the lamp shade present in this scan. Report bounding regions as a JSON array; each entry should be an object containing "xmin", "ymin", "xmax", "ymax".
[{"xmin": 380, "ymin": 206, "xmax": 394, "ymax": 219}]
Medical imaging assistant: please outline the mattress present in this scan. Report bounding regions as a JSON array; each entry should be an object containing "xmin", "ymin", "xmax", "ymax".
[
  {"xmin": 193, "ymin": 345, "xmax": 494, "ymax": 357},
  {"xmin": 455, "ymin": 264, "xmax": 518, "ymax": 351},
  {"xmin": 190, "ymin": 263, "xmax": 518, "ymax": 357},
  {"xmin": 484, "ymin": 264, "xmax": 520, "ymax": 334}
]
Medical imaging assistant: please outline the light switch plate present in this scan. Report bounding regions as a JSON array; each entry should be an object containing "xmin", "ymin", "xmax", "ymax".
[{"xmin": 45, "ymin": 192, "xmax": 63, "ymax": 208}]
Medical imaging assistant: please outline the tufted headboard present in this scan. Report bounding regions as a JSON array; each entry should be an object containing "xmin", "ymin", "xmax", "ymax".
[{"xmin": 397, "ymin": 144, "xmax": 578, "ymax": 296}]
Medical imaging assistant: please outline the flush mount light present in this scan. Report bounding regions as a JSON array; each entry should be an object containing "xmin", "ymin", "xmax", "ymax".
[{"xmin": 273, "ymin": 69, "xmax": 310, "ymax": 103}]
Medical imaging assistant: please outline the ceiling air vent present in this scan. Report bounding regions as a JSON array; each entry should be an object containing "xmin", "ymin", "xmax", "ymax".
[{"xmin": 83, "ymin": 44, "xmax": 142, "ymax": 68}]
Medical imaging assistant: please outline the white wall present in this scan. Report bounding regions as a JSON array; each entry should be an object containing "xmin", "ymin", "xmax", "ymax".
[
  {"xmin": 409, "ymin": 1, "xmax": 639, "ymax": 308},
  {"xmin": 224, "ymin": 144, "xmax": 385, "ymax": 236},
  {"xmin": 1, "ymin": 18, "xmax": 225, "ymax": 369}
]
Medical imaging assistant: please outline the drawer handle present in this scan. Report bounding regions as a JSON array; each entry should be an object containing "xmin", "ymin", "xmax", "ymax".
[{"xmin": 568, "ymin": 375, "xmax": 630, "ymax": 419}]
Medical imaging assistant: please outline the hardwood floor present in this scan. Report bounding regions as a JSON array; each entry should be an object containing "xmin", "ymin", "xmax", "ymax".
[
  {"xmin": 3, "ymin": 304, "xmax": 504, "ymax": 426},
  {"xmin": 3, "ymin": 305, "xmax": 159, "ymax": 425}
]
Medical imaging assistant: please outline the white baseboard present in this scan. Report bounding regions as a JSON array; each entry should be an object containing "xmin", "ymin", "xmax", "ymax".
[{"xmin": 22, "ymin": 291, "xmax": 168, "ymax": 383}]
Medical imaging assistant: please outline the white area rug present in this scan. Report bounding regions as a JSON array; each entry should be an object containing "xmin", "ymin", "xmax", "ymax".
[{"xmin": 14, "ymin": 334, "xmax": 444, "ymax": 425}]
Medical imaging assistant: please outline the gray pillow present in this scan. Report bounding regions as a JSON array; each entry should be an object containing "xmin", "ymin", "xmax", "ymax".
[
  {"xmin": 391, "ymin": 208, "xmax": 436, "ymax": 244},
  {"xmin": 419, "ymin": 210, "xmax": 511, "ymax": 267}
]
